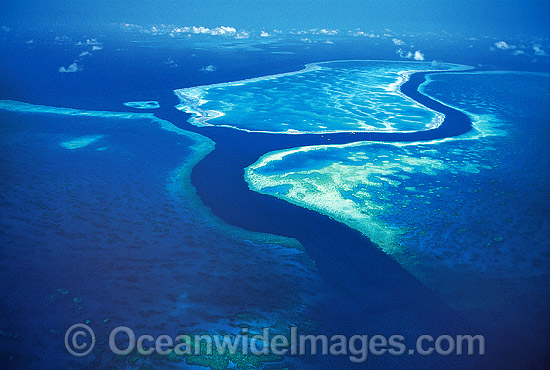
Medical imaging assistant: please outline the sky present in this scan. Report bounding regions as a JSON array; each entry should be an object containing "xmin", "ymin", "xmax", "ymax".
[{"xmin": 1, "ymin": 0, "xmax": 549, "ymax": 37}]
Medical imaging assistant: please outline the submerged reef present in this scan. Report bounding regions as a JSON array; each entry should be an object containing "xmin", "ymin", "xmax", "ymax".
[
  {"xmin": 245, "ymin": 70, "xmax": 550, "ymax": 311},
  {"xmin": 0, "ymin": 100, "xmax": 319, "ymax": 370},
  {"xmin": 175, "ymin": 61, "xmax": 469, "ymax": 134},
  {"xmin": 60, "ymin": 135, "xmax": 104, "ymax": 149},
  {"xmin": 123, "ymin": 101, "xmax": 160, "ymax": 109}
]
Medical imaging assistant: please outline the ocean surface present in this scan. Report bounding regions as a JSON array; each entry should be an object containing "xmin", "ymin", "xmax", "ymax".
[
  {"xmin": 246, "ymin": 70, "xmax": 550, "ymax": 314},
  {"xmin": 1, "ymin": 26, "xmax": 549, "ymax": 369},
  {"xmin": 175, "ymin": 61, "xmax": 469, "ymax": 133}
]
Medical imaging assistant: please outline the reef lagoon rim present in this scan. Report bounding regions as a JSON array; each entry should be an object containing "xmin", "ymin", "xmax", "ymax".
[
  {"xmin": 2, "ymin": 59, "xmax": 545, "ymax": 368},
  {"xmin": 151, "ymin": 61, "xmax": 545, "ymax": 368},
  {"xmin": 158, "ymin": 61, "xmax": 550, "ymax": 368},
  {"xmin": 174, "ymin": 60, "xmax": 473, "ymax": 135},
  {"xmin": 158, "ymin": 60, "xmax": 476, "ymax": 298}
]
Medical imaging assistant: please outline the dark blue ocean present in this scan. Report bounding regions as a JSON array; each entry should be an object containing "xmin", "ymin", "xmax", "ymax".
[{"xmin": 1, "ymin": 25, "xmax": 549, "ymax": 369}]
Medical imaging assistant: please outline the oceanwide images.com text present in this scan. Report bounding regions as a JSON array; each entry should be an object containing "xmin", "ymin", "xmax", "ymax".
[{"xmin": 65, "ymin": 324, "xmax": 485, "ymax": 363}]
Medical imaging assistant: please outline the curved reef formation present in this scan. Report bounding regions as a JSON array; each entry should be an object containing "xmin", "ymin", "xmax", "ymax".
[
  {"xmin": 175, "ymin": 63, "xmax": 550, "ymax": 313},
  {"xmin": 2, "ymin": 60, "xmax": 548, "ymax": 370},
  {"xmin": 123, "ymin": 100, "xmax": 161, "ymax": 109},
  {"xmin": 163, "ymin": 61, "xmax": 550, "ymax": 369},
  {"xmin": 175, "ymin": 60, "xmax": 470, "ymax": 134},
  {"xmin": 0, "ymin": 100, "xmax": 320, "ymax": 370}
]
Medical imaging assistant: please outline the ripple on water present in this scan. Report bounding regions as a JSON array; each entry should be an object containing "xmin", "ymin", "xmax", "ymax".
[{"xmin": 175, "ymin": 60, "xmax": 470, "ymax": 134}]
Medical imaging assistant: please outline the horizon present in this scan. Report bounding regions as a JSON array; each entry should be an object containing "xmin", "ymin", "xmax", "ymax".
[{"xmin": 1, "ymin": 0, "xmax": 549, "ymax": 37}]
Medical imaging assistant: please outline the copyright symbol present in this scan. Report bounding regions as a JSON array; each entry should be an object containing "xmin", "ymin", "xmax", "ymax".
[{"xmin": 64, "ymin": 323, "xmax": 96, "ymax": 357}]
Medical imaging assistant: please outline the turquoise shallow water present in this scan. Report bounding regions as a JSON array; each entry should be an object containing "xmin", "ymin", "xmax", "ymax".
[
  {"xmin": 246, "ymin": 71, "xmax": 550, "ymax": 314},
  {"xmin": 176, "ymin": 61, "xmax": 468, "ymax": 133},
  {"xmin": 2, "ymin": 45, "xmax": 549, "ymax": 368}
]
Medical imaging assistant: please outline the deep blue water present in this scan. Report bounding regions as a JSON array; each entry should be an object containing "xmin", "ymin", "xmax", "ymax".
[
  {"xmin": 243, "ymin": 70, "xmax": 550, "ymax": 350},
  {"xmin": 1, "ymin": 28, "xmax": 549, "ymax": 370}
]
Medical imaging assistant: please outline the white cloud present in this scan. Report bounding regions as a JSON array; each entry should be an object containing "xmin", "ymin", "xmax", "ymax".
[
  {"xmin": 413, "ymin": 50, "xmax": 425, "ymax": 61},
  {"xmin": 221, "ymin": 26, "xmax": 237, "ymax": 34},
  {"xmin": 318, "ymin": 29, "xmax": 338, "ymax": 35},
  {"xmin": 494, "ymin": 41, "xmax": 516, "ymax": 50},
  {"xmin": 165, "ymin": 57, "xmax": 178, "ymax": 68},
  {"xmin": 392, "ymin": 38, "xmax": 405, "ymax": 46},
  {"xmin": 512, "ymin": 50, "xmax": 525, "ymax": 56},
  {"xmin": 55, "ymin": 35, "xmax": 70, "ymax": 42},
  {"xmin": 192, "ymin": 26, "xmax": 211, "ymax": 34},
  {"xmin": 76, "ymin": 38, "xmax": 101, "ymax": 46},
  {"xmin": 199, "ymin": 65, "xmax": 216, "ymax": 72},
  {"xmin": 91, "ymin": 45, "xmax": 103, "ymax": 51},
  {"xmin": 79, "ymin": 51, "xmax": 91, "ymax": 58},
  {"xmin": 350, "ymin": 30, "xmax": 378, "ymax": 37},
  {"xmin": 25, "ymin": 39, "xmax": 34, "ymax": 44},
  {"xmin": 533, "ymin": 44, "xmax": 547, "ymax": 56},
  {"xmin": 210, "ymin": 26, "xmax": 237, "ymax": 36},
  {"xmin": 235, "ymin": 31, "xmax": 250, "ymax": 39},
  {"xmin": 125, "ymin": 24, "xmax": 246, "ymax": 38},
  {"xmin": 58, "ymin": 63, "xmax": 81, "ymax": 73},
  {"xmin": 396, "ymin": 48, "xmax": 424, "ymax": 61},
  {"xmin": 397, "ymin": 48, "xmax": 413, "ymax": 59},
  {"xmin": 260, "ymin": 31, "xmax": 270, "ymax": 37},
  {"xmin": 325, "ymin": 40, "xmax": 334, "ymax": 44}
]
